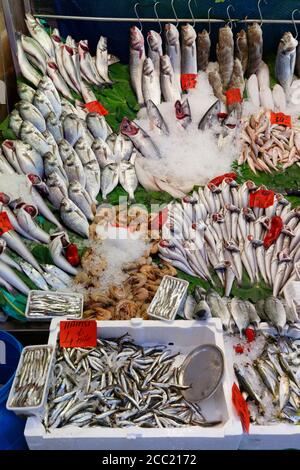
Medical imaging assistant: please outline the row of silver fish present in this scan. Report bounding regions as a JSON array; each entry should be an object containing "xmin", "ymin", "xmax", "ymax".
[
  {"xmin": 234, "ymin": 333, "xmax": 300, "ymax": 424},
  {"xmin": 27, "ymin": 291, "xmax": 82, "ymax": 319},
  {"xmin": 45, "ymin": 334, "xmax": 220, "ymax": 429},
  {"xmin": 158, "ymin": 179, "xmax": 300, "ymax": 299},
  {"xmin": 19, "ymin": 14, "xmax": 118, "ymax": 101},
  {"xmin": 9, "ymin": 346, "xmax": 53, "ymax": 408}
]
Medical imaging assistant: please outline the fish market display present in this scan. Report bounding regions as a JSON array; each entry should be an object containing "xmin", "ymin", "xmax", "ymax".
[
  {"xmin": 45, "ymin": 334, "xmax": 220, "ymax": 429},
  {"xmin": 159, "ymin": 179, "xmax": 300, "ymax": 299},
  {"xmin": 26, "ymin": 291, "xmax": 83, "ymax": 320},
  {"xmin": 231, "ymin": 331, "xmax": 300, "ymax": 425},
  {"xmin": 9, "ymin": 346, "xmax": 53, "ymax": 408},
  {"xmin": 239, "ymin": 110, "xmax": 300, "ymax": 173}
]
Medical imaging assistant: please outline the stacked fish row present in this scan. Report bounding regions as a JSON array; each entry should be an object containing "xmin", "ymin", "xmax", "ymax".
[
  {"xmin": 18, "ymin": 14, "xmax": 117, "ymax": 102},
  {"xmin": 234, "ymin": 334, "xmax": 300, "ymax": 424},
  {"xmin": 158, "ymin": 179, "xmax": 300, "ymax": 299},
  {"xmin": 239, "ymin": 110, "xmax": 300, "ymax": 173},
  {"xmin": 44, "ymin": 334, "xmax": 219, "ymax": 429},
  {"xmin": 201, "ymin": 291, "xmax": 298, "ymax": 334}
]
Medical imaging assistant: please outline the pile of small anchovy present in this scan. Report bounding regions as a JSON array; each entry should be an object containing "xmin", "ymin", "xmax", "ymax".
[
  {"xmin": 44, "ymin": 334, "xmax": 222, "ymax": 429},
  {"xmin": 27, "ymin": 292, "xmax": 82, "ymax": 319},
  {"xmin": 10, "ymin": 347, "xmax": 53, "ymax": 408},
  {"xmin": 234, "ymin": 333, "xmax": 300, "ymax": 424}
]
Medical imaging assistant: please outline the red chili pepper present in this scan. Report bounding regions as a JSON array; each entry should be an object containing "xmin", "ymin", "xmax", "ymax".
[
  {"xmin": 209, "ymin": 172, "xmax": 237, "ymax": 187},
  {"xmin": 263, "ymin": 216, "xmax": 283, "ymax": 249},
  {"xmin": 234, "ymin": 344, "xmax": 244, "ymax": 354},
  {"xmin": 245, "ymin": 328, "xmax": 255, "ymax": 343},
  {"xmin": 65, "ymin": 243, "xmax": 81, "ymax": 267}
]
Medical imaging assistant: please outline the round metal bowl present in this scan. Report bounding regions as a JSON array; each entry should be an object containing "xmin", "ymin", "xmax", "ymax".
[{"xmin": 178, "ymin": 344, "xmax": 224, "ymax": 403}]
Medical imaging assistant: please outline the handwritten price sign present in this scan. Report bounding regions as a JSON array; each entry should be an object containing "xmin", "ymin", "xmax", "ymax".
[
  {"xmin": 270, "ymin": 112, "xmax": 291, "ymax": 128},
  {"xmin": 60, "ymin": 320, "xmax": 97, "ymax": 348}
]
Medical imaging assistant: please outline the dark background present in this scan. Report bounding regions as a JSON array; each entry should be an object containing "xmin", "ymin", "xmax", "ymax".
[{"xmin": 31, "ymin": 0, "xmax": 300, "ymax": 63}]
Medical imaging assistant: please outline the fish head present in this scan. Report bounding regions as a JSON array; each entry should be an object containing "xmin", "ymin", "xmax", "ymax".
[
  {"xmin": 69, "ymin": 181, "xmax": 83, "ymax": 194},
  {"xmin": 78, "ymin": 40, "xmax": 89, "ymax": 59},
  {"xmin": 120, "ymin": 118, "xmax": 139, "ymax": 137},
  {"xmin": 175, "ymin": 100, "xmax": 190, "ymax": 121},
  {"xmin": 207, "ymin": 182, "xmax": 222, "ymax": 194},
  {"xmin": 47, "ymin": 61, "xmax": 59, "ymax": 72},
  {"xmin": 277, "ymin": 251, "xmax": 292, "ymax": 263},
  {"xmin": 0, "ymin": 192, "xmax": 10, "ymax": 205},
  {"xmin": 23, "ymin": 204, "xmax": 38, "ymax": 218},
  {"xmin": 245, "ymin": 180, "xmax": 257, "ymax": 191},
  {"xmin": 27, "ymin": 173, "xmax": 42, "ymax": 186},
  {"xmin": 98, "ymin": 36, "xmax": 108, "ymax": 52},
  {"xmin": 60, "ymin": 198, "xmax": 72, "ymax": 213},
  {"xmin": 165, "ymin": 23, "xmax": 179, "ymax": 44},
  {"xmin": 143, "ymin": 57, "xmax": 155, "ymax": 76},
  {"xmin": 64, "ymin": 44, "xmax": 74, "ymax": 57},
  {"xmin": 224, "ymin": 177, "xmax": 238, "ymax": 187},
  {"xmin": 147, "ymin": 30, "xmax": 162, "ymax": 51},
  {"xmin": 2, "ymin": 140, "xmax": 15, "ymax": 152},
  {"xmin": 160, "ymin": 55, "xmax": 172, "ymax": 74},
  {"xmin": 192, "ymin": 221, "xmax": 207, "ymax": 232},
  {"xmin": 51, "ymin": 33, "xmax": 61, "ymax": 45},
  {"xmin": 279, "ymin": 32, "xmax": 298, "ymax": 52},
  {"xmin": 181, "ymin": 24, "xmax": 196, "ymax": 45},
  {"xmin": 130, "ymin": 26, "xmax": 144, "ymax": 52}
]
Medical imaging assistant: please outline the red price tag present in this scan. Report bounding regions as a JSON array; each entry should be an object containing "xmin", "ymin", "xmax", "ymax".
[
  {"xmin": 181, "ymin": 74, "xmax": 197, "ymax": 91},
  {"xmin": 232, "ymin": 383, "xmax": 250, "ymax": 433},
  {"xmin": 263, "ymin": 216, "xmax": 283, "ymax": 249},
  {"xmin": 270, "ymin": 112, "xmax": 291, "ymax": 128},
  {"xmin": 226, "ymin": 88, "xmax": 242, "ymax": 106},
  {"xmin": 85, "ymin": 100, "xmax": 109, "ymax": 116},
  {"xmin": 249, "ymin": 189, "xmax": 274, "ymax": 209},
  {"xmin": 209, "ymin": 172, "xmax": 237, "ymax": 187},
  {"xmin": 0, "ymin": 212, "xmax": 13, "ymax": 235},
  {"xmin": 60, "ymin": 320, "xmax": 97, "ymax": 348}
]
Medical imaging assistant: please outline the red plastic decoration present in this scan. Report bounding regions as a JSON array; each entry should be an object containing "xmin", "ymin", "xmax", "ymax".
[
  {"xmin": 249, "ymin": 189, "xmax": 275, "ymax": 209},
  {"xmin": 263, "ymin": 216, "xmax": 283, "ymax": 249}
]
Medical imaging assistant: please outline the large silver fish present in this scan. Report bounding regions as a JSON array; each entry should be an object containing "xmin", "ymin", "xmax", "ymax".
[
  {"xmin": 2, "ymin": 140, "xmax": 23, "ymax": 173},
  {"xmin": 197, "ymin": 29, "xmax": 211, "ymax": 71},
  {"xmin": 247, "ymin": 23, "xmax": 263, "ymax": 76},
  {"xmin": 0, "ymin": 200, "xmax": 37, "ymax": 241},
  {"xmin": 46, "ymin": 61, "xmax": 74, "ymax": 100},
  {"xmin": 46, "ymin": 171, "xmax": 69, "ymax": 210},
  {"xmin": 119, "ymin": 161, "xmax": 138, "ymax": 202},
  {"xmin": 14, "ymin": 140, "xmax": 44, "ymax": 179},
  {"xmin": 44, "ymin": 151, "xmax": 68, "ymax": 182},
  {"xmin": 96, "ymin": 36, "xmax": 111, "ymax": 84},
  {"xmin": 92, "ymin": 138, "xmax": 115, "ymax": 169},
  {"xmin": 60, "ymin": 198, "xmax": 89, "ymax": 238},
  {"xmin": 84, "ymin": 160, "xmax": 101, "ymax": 203},
  {"xmin": 46, "ymin": 112, "xmax": 64, "ymax": 143},
  {"xmin": 0, "ymin": 240, "xmax": 22, "ymax": 271},
  {"xmin": 15, "ymin": 204, "xmax": 50, "ymax": 244},
  {"xmin": 20, "ymin": 121, "xmax": 50, "ymax": 156},
  {"xmin": 9, "ymin": 110, "xmax": 23, "ymax": 138},
  {"xmin": 49, "ymin": 233, "xmax": 78, "ymax": 275},
  {"xmin": 20, "ymin": 34, "xmax": 47, "ymax": 74},
  {"xmin": 142, "ymin": 57, "xmax": 161, "ymax": 106},
  {"xmin": 62, "ymin": 45, "xmax": 81, "ymax": 94},
  {"xmin": 33, "ymin": 89, "xmax": 54, "ymax": 119},
  {"xmin": 38, "ymin": 76, "xmax": 62, "ymax": 117},
  {"xmin": 0, "ymin": 259, "xmax": 30, "ymax": 295},
  {"xmin": 129, "ymin": 26, "xmax": 146, "ymax": 105},
  {"xmin": 181, "ymin": 24, "xmax": 197, "ymax": 75},
  {"xmin": 147, "ymin": 30, "xmax": 163, "ymax": 78},
  {"xmin": 0, "ymin": 226, "xmax": 42, "ymax": 273},
  {"xmin": 165, "ymin": 23, "xmax": 181, "ymax": 92},
  {"xmin": 51, "ymin": 30, "xmax": 78, "ymax": 93},
  {"xmin": 27, "ymin": 174, "xmax": 63, "ymax": 229},
  {"xmin": 275, "ymin": 32, "xmax": 298, "ymax": 90},
  {"xmin": 74, "ymin": 138, "xmax": 97, "ymax": 166},
  {"xmin": 16, "ymin": 100, "xmax": 46, "ymax": 133},
  {"xmin": 42, "ymin": 263, "xmax": 73, "ymax": 286},
  {"xmin": 86, "ymin": 113, "xmax": 110, "ymax": 141},
  {"xmin": 68, "ymin": 181, "xmax": 94, "ymax": 221},
  {"xmin": 63, "ymin": 114, "xmax": 86, "ymax": 146},
  {"xmin": 17, "ymin": 82, "xmax": 36, "ymax": 103},
  {"xmin": 146, "ymin": 100, "xmax": 169, "ymax": 135},
  {"xmin": 160, "ymin": 55, "xmax": 181, "ymax": 103},
  {"xmin": 25, "ymin": 13, "xmax": 54, "ymax": 57},
  {"xmin": 16, "ymin": 39, "xmax": 41, "ymax": 87},
  {"xmin": 120, "ymin": 117, "xmax": 161, "ymax": 159},
  {"xmin": 78, "ymin": 40, "xmax": 104, "ymax": 86},
  {"xmin": 63, "ymin": 152, "xmax": 86, "ymax": 188},
  {"xmin": 101, "ymin": 163, "xmax": 119, "ymax": 200}
]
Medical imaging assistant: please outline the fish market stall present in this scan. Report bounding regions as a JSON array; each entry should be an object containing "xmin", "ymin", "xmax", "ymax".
[{"xmin": 1, "ymin": 0, "xmax": 300, "ymax": 451}]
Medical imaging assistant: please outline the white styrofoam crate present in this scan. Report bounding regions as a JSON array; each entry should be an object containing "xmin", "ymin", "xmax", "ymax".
[
  {"xmin": 225, "ymin": 324, "xmax": 300, "ymax": 450},
  {"xmin": 25, "ymin": 318, "xmax": 242, "ymax": 450},
  {"xmin": 7, "ymin": 345, "xmax": 55, "ymax": 417}
]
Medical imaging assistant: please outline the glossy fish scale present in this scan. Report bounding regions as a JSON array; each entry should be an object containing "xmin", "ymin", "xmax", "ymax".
[{"xmin": 44, "ymin": 334, "xmax": 220, "ymax": 430}]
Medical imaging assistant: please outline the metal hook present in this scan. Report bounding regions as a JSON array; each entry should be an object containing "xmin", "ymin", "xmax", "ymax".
[
  {"xmin": 258, "ymin": 0, "xmax": 267, "ymax": 27},
  {"xmin": 188, "ymin": 0, "xmax": 196, "ymax": 28},
  {"xmin": 171, "ymin": 0, "xmax": 179, "ymax": 28},
  {"xmin": 226, "ymin": 5, "xmax": 235, "ymax": 29},
  {"xmin": 154, "ymin": 2, "xmax": 162, "ymax": 34},
  {"xmin": 134, "ymin": 2, "xmax": 143, "ymax": 31},
  {"xmin": 208, "ymin": 7, "xmax": 213, "ymax": 35},
  {"xmin": 292, "ymin": 9, "xmax": 299, "ymax": 39}
]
